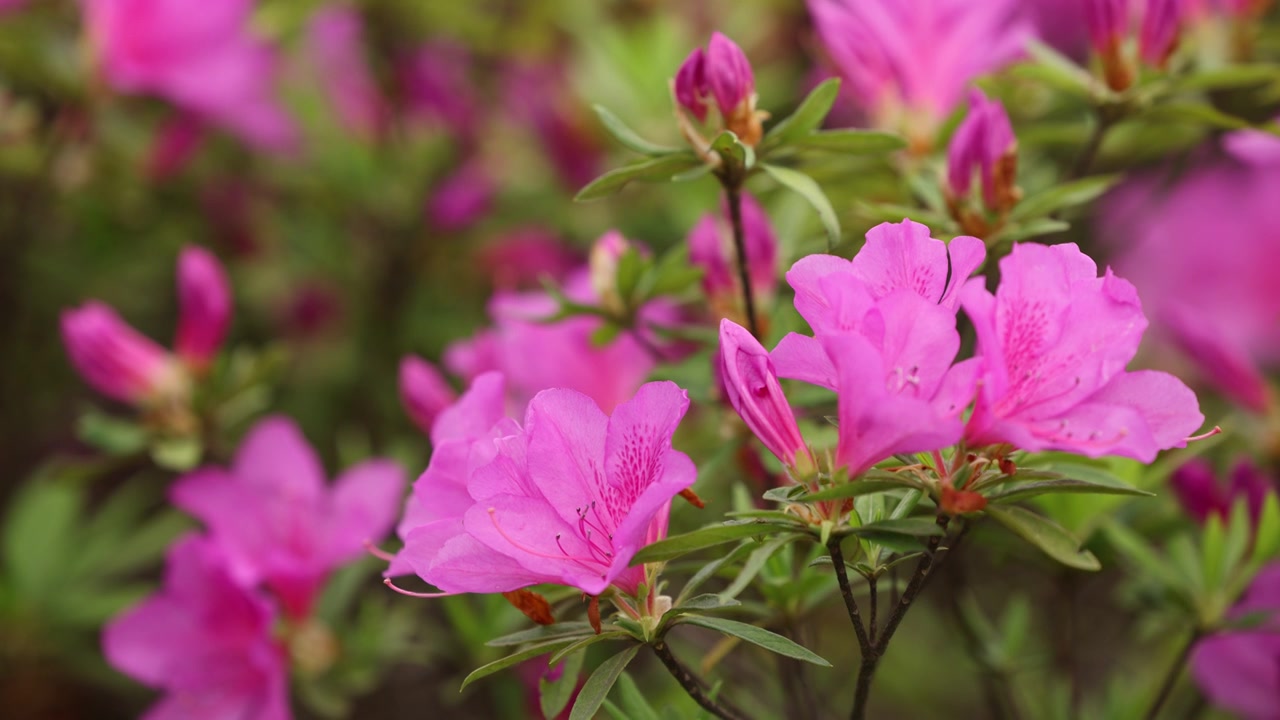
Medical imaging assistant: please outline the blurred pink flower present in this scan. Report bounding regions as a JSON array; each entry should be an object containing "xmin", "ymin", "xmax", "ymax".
[
  {"xmin": 688, "ymin": 191, "xmax": 779, "ymax": 314},
  {"xmin": 61, "ymin": 301, "xmax": 181, "ymax": 404},
  {"xmin": 808, "ymin": 0, "xmax": 1031, "ymax": 145},
  {"xmin": 1171, "ymin": 458, "xmax": 1273, "ymax": 524},
  {"xmin": 1100, "ymin": 163, "xmax": 1280, "ymax": 413},
  {"xmin": 83, "ymin": 0, "xmax": 297, "ymax": 152},
  {"xmin": 103, "ymin": 534, "xmax": 289, "ymax": 720},
  {"xmin": 961, "ymin": 242, "xmax": 1204, "ymax": 461},
  {"xmin": 946, "ymin": 89, "xmax": 1017, "ymax": 212},
  {"xmin": 427, "ymin": 158, "xmax": 494, "ymax": 232},
  {"xmin": 477, "ymin": 227, "xmax": 581, "ymax": 290},
  {"xmin": 171, "ymin": 416, "xmax": 406, "ymax": 619},
  {"xmin": 503, "ymin": 62, "xmax": 603, "ymax": 189},
  {"xmin": 1191, "ymin": 563, "xmax": 1280, "ymax": 719},
  {"xmin": 0, "ymin": 0, "xmax": 29, "ymax": 14},
  {"xmin": 399, "ymin": 354, "xmax": 456, "ymax": 436},
  {"xmin": 306, "ymin": 6, "xmax": 386, "ymax": 140},
  {"xmin": 395, "ymin": 378, "xmax": 694, "ymax": 597},
  {"xmin": 399, "ymin": 39, "xmax": 477, "ymax": 138},
  {"xmin": 175, "ymin": 246, "xmax": 232, "ymax": 372},
  {"xmin": 146, "ymin": 113, "xmax": 206, "ymax": 179}
]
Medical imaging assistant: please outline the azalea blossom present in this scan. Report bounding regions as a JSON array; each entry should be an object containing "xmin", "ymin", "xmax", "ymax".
[
  {"xmin": 719, "ymin": 320, "xmax": 812, "ymax": 472},
  {"xmin": 769, "ymin": 220, "xmax": 984, "ymax": 475},
  {"xmin": 807, "ymin": 0, "xmax": 1031, "ymax": 146},
  {"xmin": 399, "ymin": 354, "xmax": 457, "ymax": 436},
  {"xmin": 502, "ymin": 61, "xmax": 603, "ymax": 189},
  {"xmin": 174, "ymin": 246, "xmax": 232, "ymax": 371},
  {"xmin": 83, "ymin": 0, "xmax": 296, "ymax": 151},
  {"xmin": 1171, "ymin": 458, "xmax": 1273, "ymax": 525},
  {"xmin": 103, "ymin": 534, "xmax": 289, "ymax": 720},
  {"xmin": 306, "ymin": 6, "xmax": 386, "ymax": 140},
  {"xmin": 961, "ymin": 242, "xmax": 1205, "ymax": 462},
  {"xmin": 1191, "ymin": 563, "xmax": 1280, "ymax": 720},
  {"xmin": 688, "ymin": 191, "xmax": 779, "ymax": 321},
  {"xmin": 674, "ymin": 33, "xmax": 766, "ymax": 147},
  {"xmin": 171, "ymin": 416, "xmax": 406, "ymax": 619},
  {"xmin": 946, "ymin": 89, "xmax": 1018, "ymax": 221},
  {"xmin": 393, "ymin": 376, "xmax": 696, "ymax": 598}
]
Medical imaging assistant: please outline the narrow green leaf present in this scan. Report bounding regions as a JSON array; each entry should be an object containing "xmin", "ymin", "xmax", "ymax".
[
  {"xmin": 1144, "ymin": 102, "xmax": 1251, "ymax": 130},
  {"xmin": 710, "ymin": 130, "xmax": 751, "ymax": 170},
  {"xmin": 986, "ymin": 505, "xmax": 1101, "ymax": 571},
  {"xmin": 680, "ymin": 616, "xmax": 832, "ymax": 666},
  {"xmin": 486, "ymin": 621, "xmax": 596, "ymax": 647},
  {"xmin": 789, "ymin": 129, "xmax": 907, "ymax": 154},
  {"xmin": 675, "ymin": 540, "xmax": 760, "ymax": 605},
  {"xmin": 721, "ymin": 535, "xmax": 798, "ymax": 600},
  {"xmin": 763, "ymin": 485, "xmax": 807, "ymax": 503},
  {"xmin": 799, "ymin": 478, "xmax": 921, "ymax": 503},
  {"xmin": 550, "ymin": 631, "xmax": 631, "ymax": 666},
  {"xmin": 855, "ymin": 201, "xmax": 950, "ymax": 229},
  {"xmin": 461, "ymin": 638, "xmax": 577, "ymax": 690},
  {"xmin": 613, "ymin": 672, "xmax": 661, "ymax": 720},
  {"xmin": 994, "ymin": 218, "xmax": 1071, "ymax": 243},
  {"xmin": 1016, "ymin": 41, "xmax": 1096, "ymax": 98},
  {"xmin": 630, "ymin": 521, "xmax": 790, "ymax": 565},
  {"xmin": 1251, "ymin": 493, "xmax": 1280, "ymax": 566},
  {"xmin": 1104, "ymin": 521, "xmax": 1184, "ymax": 589},
  {"xmin": 850, "ymin": 516, "xmax": 944, "ymax": 538},
  {"xmin": 667, "ymin": 594, "xmax": 743, "ymax": 621},
  {"xmin": 540, "ymin": 649, "xmax": 587, "ymax": 719},
  {"xmin": 1178, "ymin": 64, "xmax": 1280, "ymax": 91},
  {"xmin": 568, "ymin": 644, "xmax": 642, "ymax": 720},
  {"xmin": 761, "ymin": 163, "xmax": 841, "ymax": 248},
  {"xmin": 150, "ymin": 436, "xmax": 203, "ymax": 471},
  {"xmin": 1010, "ymin": 175, "xmax": 1120, "ymax": 222},
  {"xmin": 986, "ymin": 477, "xmax": 1153, "ymax": 504},
  {"xmin": 76, "ymin": 411, "xmax": 148, "ymax": 455},
  {"xmin": 575, "ymin": 154, "xmax": 704, "ymax": 202},
  {"xmin": 593, "ymin": 105, "xmax": 681, "ymax": 156},
  {"xmin": 762, "ymin": 77, "xmax": 841, "ymax": 149}
]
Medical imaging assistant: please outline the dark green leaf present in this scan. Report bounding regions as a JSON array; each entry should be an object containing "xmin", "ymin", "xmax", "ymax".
[
  {"xmin": 540, "ymin": 649, "xmax": 586, "ymax": 719},
  {"xmin": 722, "ymin": 535, "xmax": 798, "ymax": 599},
  {"xmin": 789, "ymin": 129, "xmax": 907, "ymax": 154},
  {"xmin": 680, "ymin": 616, "xmax": 832, "ymax": 666},
  {"xmin": 461, "ymin": 638, "xmax": 577, "ymax": 690},
  {"xmin": 486, "ymin": 621, "xmax": 596, "ymax": 647},
  {"xmin": 1010, "ymin": 175, "xmax": 1120, "ymax": 222},
  {"xmin": 762, "ymin": 485, "xmax": 807, "ymax": 503},
  {"xmin": 1015, "ymin": 42, "xmax": 1096, "ymax": 98},
  {"xmin": 986, "ymin": 506, "xmax": 1101, "ymax": 571},
  {"xmin": 593, "ymin": 105, "xmax": 681, "ymax": 156},
  {"xmin": 575, "ymin": 154, "xmax": 704, "ymax": 202},
  {"xmin": 763, "ymin": 78, "xmax": 842, "ymax": 149},
  {"xmin": 986, "ymin": 478, "xmax": 1153, "ymax": 504},
  {"xmin": 630, "ymin": 521, "xmax": 791, "ymax": 565},
  {"xmin": 800, "ymin": 478, "xmax": 922, "ymax": 503},
  {"xmin": 1178, "ymin": 64, "xmax": 1280, "ymax": 91},
  {"xmin": 568, "ymin": 644, "xmax": 642, "ymax": 720},
  {"xmin": 675, "ymin": 540, "xmax": 761, "ymax": 605},
  {"xmin": 670, "ymin": 594, "xmax": 743, "ymax": 615},
  {"xmin": 550, "ymin": 631, "xmax": 631, "ymax": 666},
  {"xmin": 1143, "ymin": 103, "xmax": 1251, "ymax": 130},
  {"xmin": 761, "ymin": 163, "xmax": 841, "ymax": 248},
  {"xmin": 612, "ymin": 672, "xmax": 661, "ymax": 720}
]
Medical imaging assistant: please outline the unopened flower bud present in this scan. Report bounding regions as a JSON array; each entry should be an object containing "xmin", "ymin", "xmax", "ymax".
[
  {"xmin": 1086, "ymin": 0, "xmax": 1135, "ymax": 90},
  {"xmin": 688, "ymin": 192, "xmax": 778, "ymax": 320},
  {"xmin": 399, "ymin": 355, "xmax": 457, "ymax": 435},
  {"xmin": 945, "ymin": 90, "xmax": 1018, "ymax": 235},
  {"xmin": 673, "ymin": 33, "xmax": 766, "ymax": 148},
  {"xmin": 175, "ymin": 245, "xmax": 232, "ymax": 372},
  {"xmin": 62, "ymin": 301, "xmax": 183, "ymax": 404},
  {"xmin": 589, "ymin": 230, "xmax": 631, "ymax": 315},
  {"xmin": 1139, "ymin": 0, "xmax": 1185, "ymax": 69},
  {"xmin": 719, "ymin": 319, "xmax": 812, "ymax": 471}
]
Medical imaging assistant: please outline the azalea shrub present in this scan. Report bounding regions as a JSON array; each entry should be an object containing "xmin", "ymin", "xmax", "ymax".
[{"xmin": 5, "ymin": 1, "xmax": 1280, "ymax": 719}]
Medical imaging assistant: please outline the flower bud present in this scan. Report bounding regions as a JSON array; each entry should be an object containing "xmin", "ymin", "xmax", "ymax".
[
  {"xmin": 427, "ymin": 159, "xmax": 494, "ymax": 232},
  {"xmin": 719, "ymin": 319, "xmax": 812, "ymax": 472},
  {"xmin": 399, "ymin": 355, "xmax": 457, "ymax": 435},
  {"xmin": 689, "ymin": 192, "xmax": 778, "ymax": 319},
  {"xmin": 307, "ymin": 7, "xmax": 386, "ymax": 140},
  {"xmin": 61, "ymin": 302, "xmax": 182, "ymax": 404},
  {"xmin": 673, "ymin": 33, "xmax": 765, "ymax": 147},
  {"xmin": 1085, "ymin": 0, "xmax": 1135, "ymax": 90},
  {"xmin": 945, "ymin": 89, "xmax": 1018, "ymax": 230},
  {"xmin": 589, "ymin": 230, "xmax": 631, "ymax": 315},
  {"xmin": 1139, "ymin": 0, "xmax": 1185, "ymax": 68},
  {"xmin": 1171, "ymin": 458, "xmax": 1273, "ymax": 525},
  {"xmin": 175, "ymin": 246, "xmax": 232, "ymax": 371}
]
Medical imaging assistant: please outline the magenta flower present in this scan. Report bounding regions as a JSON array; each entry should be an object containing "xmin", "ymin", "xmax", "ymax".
[
  {"xmin": 398, "ymin": 379, "xmax": 695, "ymax": 597},
  {"xmin": 1191, "ymin": 563, "xmax": 1280, "ymax": 720},
  {"xmin": 398, "ymin": 40, "xmax": 478, "ymax": 139},
  {"xmin": 502, "ymin": 62, "xmax": 603, "ymax": 189},
  {"xmin": 808, "ymin": 0, "xmax": 1031, "ymax": 145},
  {"xmin": 306, "ymin": 6, "xmax": 386, "ymax": 140},
  {"xmin": 175, "ymin": 246, "xmax": 232, "ymax": 372},
  {"xmin": 961, "ymin": 242, "xmax": 1204, "ymax": 461},
  {"xmin": 1226, "ymin": 123, "xmax": 1280, "ymax": 166},
  {"xmin": 1100, "ymin": 164, "xmax": 1280, "ymax": 413},
  {"xmin": 103, "ymin": 534, "xmax": 289, "ymax": 720},
  {"xmin": 719, "ymin": 319, "xmax": 812, "ymax": 471},
  {"xmin": 171, "ymin": 416, "xmax": 406, "ymax": 619},
  {"xmin": 674, "ymin": 33, "xmax": 764, "ymax": 146},
  {"xmin": 61, "ymin": 302, "xmax": 182, "ymax": 404},
  {"xmin": 1140, "ymin": 0, "xmax": 1185, "ymax": 67},
  {"xmin": 83, "ymin": 0, "xmax": 296, "ymax": 152},
  {"xmin": 688, "ymin": 192, "xmax": 779, "ymax": 314},
  {"xmin": 770, "ymin": 220, "xmax": 984, "ymax": 475},
  {"xmin": 427, "ymin": 158, "xmax": 494, "ymax": 232},
  {"xmin": 146, "ymin": 113, "xmax": 206, "ymax": 180},
  {"xmin": 1171, "ymin": 458, "xmax": 1273, "ymax": 524},
  {"xmin": 477, "ymin": 227, "xmax": 582, "ymax": 290},
  {"xmin": 946, "ymin": 89, "xmax": 1017, "ymax": 213},
  {"xmin": 1084, "ymin": 0, "xmax": 1128, "ymax": 53},
  {"xmin": 0, "ymin": 0, "xmax": 28, "ymax": 14},
  {"xmin": 399, "ymin": 354, "xmax": 457, "ymax": 436}
]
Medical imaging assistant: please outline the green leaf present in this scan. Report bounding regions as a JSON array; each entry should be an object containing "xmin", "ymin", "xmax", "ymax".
[
  {"xmin": 613, "ymin": 672, "xmax": 661, "ymax": 720},
  {"xmin": 461, "ymin": 638, "xmax": 576, "ymax": 690},
  {"xmin": 1143, "ymin": 103, "xmax": 1251, "ymax": 130},
  {"xmin": 540, "ymin": 649, "xmax": 587, "ymax": 720},
  {"xmin": 568, "ymin": 644, "xmax": 642, "ymax": 720},
  {"xmin": 1104, "ymin": 521, "xmax": 1185, "ymax": 589},
  {"xmin": 1178, "ymin": 64, "xmax": 1280, "ymax": 91},
  {"xmin": 575, "ymin": 154, "xmax": 704, "ymax": 201},
  {"xmin": 788, "ymin": 129, "xmax": 907, "ymax": 154},
  {"xmin": 761, "ymin": 163, "xmax": 841, "ymax": 248},
  {"xmin": 590, "ymin": 322, "xmax": 623, "ymax": 347},
  {"xmin": 3, "ymin": 479, "xmax": 80, "ymax": 600},
  {"xmin": 76, "ymin": 411, "xmax": 148, "ymax": 455},
  {"xmin": 762, "ymin": 77, "xmax": 841, "ymax": 150},
  {"xmin": 1251, "ymin": 493, "xmax": 1280, "ymax": 566},
  {"xmin": 1016, "ymin": 41, "xmax": 1096, "ymax": 98},
  {"xmin": 721, "ymin": 534, "xmax": 799, "ymax": 600},
  {"xmin": 710, "ymin": 130, "xmax": 753, "ymax": 170},
  {"xmin": 671, "ymin": 593, "xmax": 743, "ymax": 613},
  {"xmin": 855, "ymin": 201, "xmax": 950, "ymax": 229},
  {"xmin": 1010, "ymin": 175, "xmax": 1121, "ymax": 222},
  {"xmin": 643, "ymin": 245, "xmax": 704, "ymax": 298},
  {"xmin": 762, "ymin": 485, "xmax": 807, "ymax": 503},
  {"xmin": 799, "ymin": 478, "xmax": 921, "ymax": 503},
  {"xmin": 486, "ymin": 621, "xmax": 596, "ymax": 648},
  {"xmin": 615, "ymin": 247, "xmax": 648, "ymax": 304},
  {"xmin": 850, "ymin": 517, "xmax": 945, "ymax": 538},
  {"xmin": 549, "ymin": 631, "xmax": 632, "ymax": 666},
  {"xmin": 680, "ymin": 616, "xmax": 832, "ymax": 666},
  {"xmin": 675, "ymin": 539, "xmax": 760, "ymax": 605},
  {"xmin": 593, "ymin": 105, "xmax": 681, "ymax": 156},
  {"xmin": 986, "ymin": 477, "xmax": 1153, "ymax": 504},
  {"xmin": 630, "ymin": 521, "xmax": 791, "ymax": 565},
  {"xmin": 986, "ymin": 505, "xmax": 1101, "ymax": 571},
  {"xmin": 994, "ymin": 218, "xmax": 1071, "ymax": 243}
]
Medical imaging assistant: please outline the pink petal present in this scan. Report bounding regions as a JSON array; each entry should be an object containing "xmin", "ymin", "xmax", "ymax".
[{"xmin": 326, "ymin": 459, "xmax": 406, "ymax": 565}]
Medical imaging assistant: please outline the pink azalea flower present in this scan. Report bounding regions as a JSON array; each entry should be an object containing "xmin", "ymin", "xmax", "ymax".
[
  {"xmin": 502, "ymin": 62, "xmax": 603, "ymax": 189},
  {"xmin": 1099, "ymin": 164, "xmax": 1280, "ymax": 413},
  {"xmin": 807, "ymin": 0, "xmax": 1031, "ymax": 144},
  {"xmin": 1171, "ymin": 458, "xmax": 1274, "ymax": 525},
  {"xmin": 399, "ymin": 354, "xmax": 457, "ymax": 436},
  {"xmin": 1191, "ymin": 563, "xmax": 1280, "ymax": 720},
  {"xmin": 171, "ymin": 416, "xmax": 406, "ymax": 619},
  {"xmin": 719, "ymin": 320, "xmax": 813, "ymax": 471},
  {"xmin": 675, "ymin": 33, "xmax": 755, "ymax": 125},
  {"xmin": 306, "ymin": 6, "xmax": 386, "ymax": 140},
  {"xmin": 961, "ymin": 242, "xmax": 1205, "ymax": 461},
  {"xmin": 427, "ymin": 158, "xmax": 495, "ymax": 232},
  {"xmin": 396, "ymin": 376, "xmax": 695, "ymax": 597},
  {"xmin": 103, "ymin": 534, "xmax": 290, "ymax": 720},
  {"xmin": 770, "ymin": 220, "xmax": 984, "ymax": 475},
  {"xmin": 946, "ymin": 89, "xmax": 1017, "ymax": 213},
  {"xmin": 477, "ymin": 227, "xmax": 582, "ymax": 290},
  {"xmin": 83, "ymin": 0, "xmax": 297, "ymax": 152},
  {"xmin": 146, "ymin": 113, "xmax": 206, "ymax": 180},
  {"xmin": 688, "ymin": 191, "xmax": 779, "ymax": 313},
  {"xmin": 398, "ymin": 39, "xmax": 478, "ymax": 139},
  {"xmin": 175, "ymin": 246, "xmax": 232, "ymax": 372}
]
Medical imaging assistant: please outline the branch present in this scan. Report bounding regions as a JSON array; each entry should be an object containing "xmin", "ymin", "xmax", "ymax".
[
  {"xmin": 1142, "ymin": 631, "xmax": 1201, "ymax": 720},
  {"xmin": 652, "ymin": 641, "xmax": 751, "ymax": 720},
  {"xmin": 828, "ymin": 537, "xmax": 874, "ymax": 653},
  {"xmin": 724, "ymin": 182, "xmax": 762, "ymax": 340}
]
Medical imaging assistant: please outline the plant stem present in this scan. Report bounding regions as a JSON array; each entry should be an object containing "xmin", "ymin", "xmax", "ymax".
[
  {"xmin": 867, "ymin": 575, "xmax": 879, "ymax": 647},
  {"xmin": 652, "ymin": 641, "xmax": 750, "ymax": 720},
  {"xmin": 1068, "ymin": 107, "xmax": 1117, "ymax": 181},
  {"xmin": 725, "ymin": 182, "xmax": 762, "ymax": 340},
  {"xmin": 828, "ymin": 538, "xmax": 874, "ymax": 652},
  {"xmin": 1143, "ymin": 631, "xmax": 1201, "ymax": 720}
]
